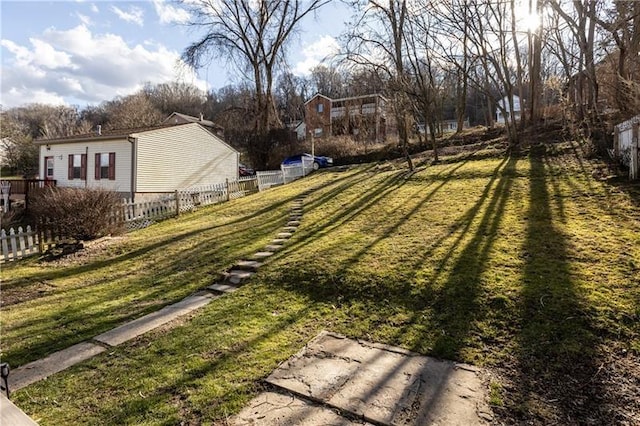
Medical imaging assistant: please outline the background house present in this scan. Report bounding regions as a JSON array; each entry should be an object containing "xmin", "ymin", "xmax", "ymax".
[
  {"xmin": 496, "ymin": 95, "xmax": 522, "ymax": 124},
  {"xmin": 36, "ymin": 123, "xmax": 239, "ymax": 201},
  {"xmin": 304, "ymin": 93, "xmax": 389, "ymax": 142},
  {"xmin": 162, "ymin": 112, "xmax": 225, "ymax": 137}
]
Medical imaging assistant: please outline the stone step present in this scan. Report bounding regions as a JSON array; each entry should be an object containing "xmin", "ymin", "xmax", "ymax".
[
  {"xmin": 94, "ymin": 294, "xmax": 215, "ymax": 347},
  {"xmin": 287, "ymin": 220, "xmax": 301, "ymax": 226},
  {"xmin": 207, "ymin": 283, "xmax": 239, "ymax": 294},
  {"xmin": 276, "ymin": 232, "xmax": 293, "ymax": 239},
  {"xmin": 282, "ymin": 226, "xmax": 297, "ymax": 232},
  {"xmin": 271, "ymin": 238, "xmax": 288, "ymax": 244},
  {"xmin": 225, "ymin": 270, "xmax": 254, "ymax": 285},
  {"xmin": 234, "ymin": 260, "xmax": 263, "ymax": 271},
  {"xmin": 252, "ymin": 251, "xmax": 274, "ymax": 259},
  {"xmin": 9, "ymin": 342, "xmax": 106, "ymax": 391},
  {"xmin": 290, "ymin": 215, "xmax": 302, "ymax": 221},
  {"xmin": 265, "ymin": 244, "xmax": 283, "ymax": 251}
]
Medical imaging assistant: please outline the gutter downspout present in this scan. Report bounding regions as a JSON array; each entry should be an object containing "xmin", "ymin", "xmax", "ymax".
[{"xmin": 127, "ymin": 136, "xmax": 137, "ymax": 202}]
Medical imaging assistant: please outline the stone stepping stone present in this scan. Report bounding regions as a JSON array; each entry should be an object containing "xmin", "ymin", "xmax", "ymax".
[
  {"xmin": 252, "ymin": 251, "xmax": 274, "ymax": 259},
  {"xmin": 287, "ymin": 220, "xmax": 301, "ymax": 226},
  {"xmin": 9, "ymin": 342, "xmax": 106, "ymax": 391},
  {"xmin": 282, "ymin": 226, "xmax": 297, "ymax": 231},
  {"xmin": 225, "ymin": 270, "xmax": 254, "ymax": 285},
  {"xmin": 265, "ymin": 244, "xmax": 283, "ymax": 251},
  {"xmin": 271, "ymin": 238, "xmax": 288, "ymax": 244},
  {"xmin": 94, "ymin": 294, "xmax": 214, "ymax": 347},
  {"xmin": 207, "ymin": 283, "xmax": 239, "ymax": 294},
  {"xmin": 290, "ymin": 215, "xmax": 302, "ymax": 220},
  {"xmin": 276, "ymin": 232, "xmax": 293, "ymax": 239},
  {"xmin": 234, "ymin": 260, "xmax": 262, "ymax": 271}
]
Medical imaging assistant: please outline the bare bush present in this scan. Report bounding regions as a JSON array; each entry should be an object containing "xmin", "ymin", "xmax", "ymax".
[{"xmin": 29, "ymin": 187, "xmax": 125, "ymax": 241}]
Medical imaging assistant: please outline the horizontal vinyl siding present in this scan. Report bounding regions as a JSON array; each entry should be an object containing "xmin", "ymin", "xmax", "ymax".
[
  {"xmin": 39, "ymin": 140, "xmax": 132, "ymax": 192},
  {"xmin": 135, "ymin": 124, "xmax": 238, "ymax": 192}
]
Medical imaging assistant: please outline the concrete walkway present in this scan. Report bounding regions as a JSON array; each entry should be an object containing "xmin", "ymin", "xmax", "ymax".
[
  {"xmin": 233, "ymin": 332, "xmax": 493, "ymax": 425},
  {"xmin": 6, "ymin": 190, "xmax": 312, "ymax": 396}
]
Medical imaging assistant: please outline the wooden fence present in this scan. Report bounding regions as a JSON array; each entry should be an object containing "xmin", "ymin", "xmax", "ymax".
[{"xmin": 1, "ymin": 171, "xmax": 305, "ymax": 263}]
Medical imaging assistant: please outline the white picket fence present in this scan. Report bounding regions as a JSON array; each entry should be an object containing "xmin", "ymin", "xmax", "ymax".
[
  {"xmin": 1, "ymin": 169, "xmax": 312, "ymax": 262},
  {"xmin": 1, "ymin": 226, "xmax": 39, "ymax": 262}
]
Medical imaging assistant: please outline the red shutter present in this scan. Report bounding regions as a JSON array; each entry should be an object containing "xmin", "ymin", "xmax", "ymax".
[
  {"xmin": 81, "ymin": 154, "xmax": 87, "ymax": 180},
  {"xmin": 108, "ymin": 152, "xmax": 116, "ymax": 180},
  {"xmin": 68, "ymin": 155, "xmax": 74, "ymax": 180},
  {"xmin": 95, "ymin": 153, "xmax": 101, "ymax": 180}
]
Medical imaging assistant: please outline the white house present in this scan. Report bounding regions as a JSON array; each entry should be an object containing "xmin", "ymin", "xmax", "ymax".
[
  {"xmin": 614, "ymin": 114, "xmax": 639, "ymax": 179},
  {"xmin": 496, "ymin": 95, "xmax": 522, "ymax": 124},
  {"xmin": 36, "ymin": 123, "xmax": 239, "ymax": 200}
]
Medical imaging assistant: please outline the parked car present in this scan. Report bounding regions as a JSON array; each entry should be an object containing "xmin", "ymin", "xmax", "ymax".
[
  {"xmin": 281, "ymin": 153, "xmax": 333, "ymax": 170},
  {"xmin": 239, "ymin": 163, "xmax": 255, "ymax": 176}
]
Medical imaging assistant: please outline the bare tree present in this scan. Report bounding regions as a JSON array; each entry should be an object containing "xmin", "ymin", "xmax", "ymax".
[
  {"xmin": 144, "ymin": 81, "xmax": 207, "ymax": 117},
  {"xmin": 343, "ymin": 0, "xmax": 414, "ymax": 169},
  {"xmin": 181, "ymin": 0, "xmax": 329, "ymax": 138}
]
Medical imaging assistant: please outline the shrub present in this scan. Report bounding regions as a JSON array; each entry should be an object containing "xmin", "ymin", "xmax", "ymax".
[{"xmin": 29, "ymin": 187, "xmax": 125, "ymax": 241}]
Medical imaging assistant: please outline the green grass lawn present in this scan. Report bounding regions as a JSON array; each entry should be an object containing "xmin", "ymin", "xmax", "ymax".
[{"xmin": 2, "ymin": 142, "xmax": 639, "ymax": 425}]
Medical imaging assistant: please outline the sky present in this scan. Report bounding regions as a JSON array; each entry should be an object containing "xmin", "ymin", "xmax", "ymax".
[{"xmin": 0, "ymin": 0, "xmax": 350, "ymax": 109}]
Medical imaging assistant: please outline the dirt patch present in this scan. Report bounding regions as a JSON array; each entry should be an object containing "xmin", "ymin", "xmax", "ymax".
[{"xmin": 44, "ymin": 235, "xmax": 128, "ymax": 267}]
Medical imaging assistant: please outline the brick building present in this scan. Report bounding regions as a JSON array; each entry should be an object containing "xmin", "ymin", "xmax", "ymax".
[{"xmin": 304, "ymin": 93, "xmax": 389, "ymax": 142}]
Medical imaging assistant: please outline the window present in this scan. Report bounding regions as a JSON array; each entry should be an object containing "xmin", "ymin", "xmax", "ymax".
[
  {"xmin": 317, "ymin": 103, "xmax": 324, "ymax": 113},
  {"xmin": 95, "ymin": 152, "xmax": 116, "ymax": 180},
  {"xmin": 68, "ymin": 154, "xmax": 87, "ymax": 180},
  {"xmin": 314, "ymin": 128, "xmax": 323, "ymax": 136},
  {"xmin": 45, "ymin": 156, "xmax": 54, "ymax": 179}
]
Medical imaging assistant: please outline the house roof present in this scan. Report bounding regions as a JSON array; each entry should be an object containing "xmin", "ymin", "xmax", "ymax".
[
  {"xmin": 304, "ymin": 92, "xmax": 388, "ymax": 105},
  {"xmin": 33, "ymin": 123, "xmax": 183, "ymax": 145},
  {"xmin": 163, "ymin": 112, "xmax": 224, "ymax": 131},
  {"xmin": 33, "ymin": 122, "xmax": 238, "ymax": 154},
  {"xmin": 303, "ymin": 93, "xmax": 333, "ymax": 105}
]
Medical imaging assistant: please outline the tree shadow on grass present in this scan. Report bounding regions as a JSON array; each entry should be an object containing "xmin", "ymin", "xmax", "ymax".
[{"xmin": 510, "ymin": 148, "xmax": 603, "ymax": 424}]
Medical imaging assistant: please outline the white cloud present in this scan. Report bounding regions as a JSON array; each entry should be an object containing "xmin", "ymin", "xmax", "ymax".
[
  {"xmin": 90, "ymin": 3, "xmax": 99, "ymax": 13},
  {"xmin": 293, "ymin": 35, "xmax": 340, "ymax": 76},
  {"xmin": 0, "ymin": 25, "xmax": 208, "ymax": 108},
  {"xmin": 111, "ymin": 5, "xmax": 144, "ymax": 26},
  {"xmin": 153, "ymin": 0, "xmax": 191, "ymax": 24}
]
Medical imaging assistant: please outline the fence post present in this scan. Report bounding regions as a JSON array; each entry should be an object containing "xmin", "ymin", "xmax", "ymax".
[
  {"xmin": 226, "ymin": 178, "xmax": 230, "ymax": 201},
  {"xmin": 175, "ymin": 190, "xmax": 180, "ymax": 217}
]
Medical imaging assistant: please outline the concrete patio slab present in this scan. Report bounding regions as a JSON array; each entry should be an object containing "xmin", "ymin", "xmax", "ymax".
[
  {"xmin": 9, "ymin": 342, "xmax": 106, "ymax": 391},
  {"xmin": 233, "ymin": 391, "xmax": 374, "ymax": 426},
  {"xmin": 265, "ymin": 332, "xmax": 492, "ymax": 426},
  {"xmin": 1, "ymin": 394, "xmax": 38, "ymax": 425},
  {"xmin": 95, "ymin": 294, "xmax": 214, "ymax": 347}
]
